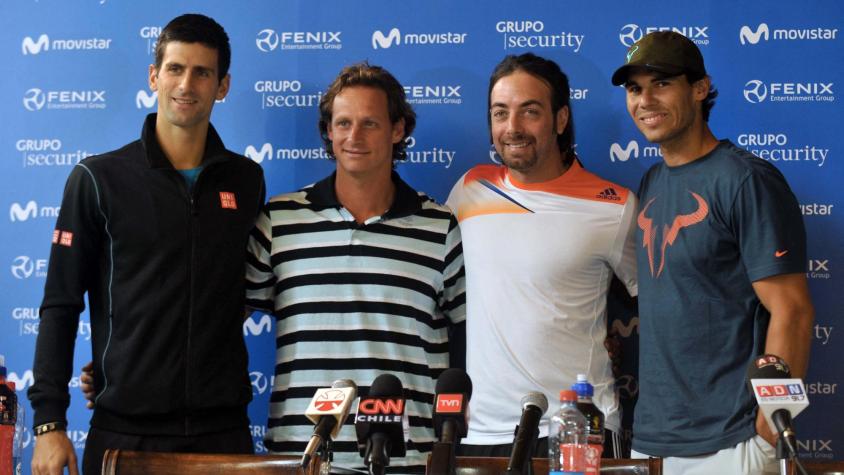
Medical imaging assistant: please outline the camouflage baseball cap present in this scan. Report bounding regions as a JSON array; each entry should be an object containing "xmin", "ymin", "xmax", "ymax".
[{"xmin": 611, "ymin": 31, "xmax": 706, "ymax": 86}]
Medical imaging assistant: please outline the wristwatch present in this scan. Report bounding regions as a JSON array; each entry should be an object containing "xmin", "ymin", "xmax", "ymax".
[{"xmin": 34, "ymin": 421, "xmax": 67, "ymax": 436}]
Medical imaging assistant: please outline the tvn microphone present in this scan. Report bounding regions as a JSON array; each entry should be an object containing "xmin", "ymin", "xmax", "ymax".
[
  {"xmin": 429, "ymin": 368, "xmax": 473, "ymax": 475},
  {"xmin": 301, "ymin": 379, "xmax": 358, "ymax": 468},
  {"xmin": 506, "ymin": 391, "xmax": 549, "ymax": 475},
  {"xmin": 355, "ymin": 374, "xmax": 407, "ymax": 475},
  {"xmin": 747, "ymin": 354, "xmax": 809, "ymax": 460}
]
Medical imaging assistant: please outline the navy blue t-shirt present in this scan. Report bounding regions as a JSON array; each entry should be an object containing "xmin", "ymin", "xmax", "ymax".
[{"xmin": 632, "ymin": 140, "xmax": 806, "ymax": 456}]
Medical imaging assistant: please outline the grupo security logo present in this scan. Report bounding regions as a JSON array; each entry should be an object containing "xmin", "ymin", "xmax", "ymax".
[
  {"xmin": 11, "ymin": 255, "xmax": 47, "ymax": 279},
  {"xmin": 255, "ymin": 79, "xmax": 321, "ymax": 109},
  {"xmin": 256, "ymin": 29, "xmax": 279, "ymax": 52},
  {"xmin": 739, "ymin": 23, "xmax": 839, "ymax": 45},
  {"xmin": 814, "ymin": 324, "xmax": 833, "ymax": 345},
  {"xmin": 404, "ymin": 136, "xmax": 456, "ymax": 169},
  {"xmin": 403, "ymin": 84, "xmax": 462, "ymax": 106},
  {"xmin": 23, "ymin": 87, "xmax": 107, "ymax": 111},
  {"xmin": 372, "ymin": 27, "xmax": 467, "ymax": 50},
  {"xmin": 136, "ymin": 90, "xmax": 157, "ymax": 109},
  {"xmin": 808, "ymin": 259, "xmax": 831, "ymax": 280},
  {"xmin": 736, "ymin": 132, "xmax": 829, "ymax": 167},
  {"xmin": 495, "ymin": 20, "xmax": 583, "ymax": 52},
  {"xmin": 243, "ymin": 313, "xmax": 273, "ymax": 335},
  {"xmin": 744, "ymin": 79, "xmax": 834, "ymax": 104},
  {"xmin": 251, "ymin": 425, "xmax": 268, "ymax": 453},
  {"xmin": 139, "ymin": 26, "xmax": 161, "ymax": 54},
  {"xmin": 244, "ymin": 142, "xmax": 330, "ymax": 165},
  {"xmin": 10, "ymin": 201, "xmax": 60, "ymax": 222},
  {"xmin": 798, "ymin": 439, "xmax": 834, "ymax": 460},
  {"xmin": 250, "ymin": 371, "xmax": 270, "ymax": 395},
  {"xmin": 22, "ymin": 33, "xmax": 112, "ymax": 55},
  {"xmin": 618, "ymin": 23, "xmax": 710, "ymax": 47},
  {"xmin": 257, "ymin": 28, "xmax": 341, "ymax": 52},
  {"xmin": 6, "ymin": 370, "xmax": 34, "ymax": 391},
  {"xmin": 609, "ymin": 140, "xmax": 662, "ymax": 162},
  {"xmin": 16, "ymin": 138, "xmax": 91, "ymax": 168}
]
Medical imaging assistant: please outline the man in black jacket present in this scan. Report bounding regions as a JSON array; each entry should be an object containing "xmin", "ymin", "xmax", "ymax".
[{"xmin": 28, "ymin": 14, "xmax": 265, "ymax": 475}]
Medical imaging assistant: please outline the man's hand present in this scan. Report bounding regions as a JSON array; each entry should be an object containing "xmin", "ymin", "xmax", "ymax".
[
  {"xmin": 31, "ymin": 430, "xmax": 79, "ymax": 475},
  {"xmin": 755, "ymin": 410, "xmax": 777, "ymax": 447},
  {"xmin": 80, "ymin": 361, "xmax": 95, "ymax": 409}
]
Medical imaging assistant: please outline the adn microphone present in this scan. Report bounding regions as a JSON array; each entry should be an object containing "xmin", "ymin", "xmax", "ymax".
[
  {"xmin": 429, "ymin": 368, "xmax": 473, "ymax": 475},
  {"xmin": 747, "ymin": 354, "xmax": 809, "ymax": 459},
  {"xmin": 355, "ymin": 374, "xmax": 407, "ymax": 475},
  {"xmin": 301, "ymin": 379, "xmax": 358, "ymax": 468},
  {"xmin": 506, "ymin": 391, "xmax": 549, "ymax": 475}
]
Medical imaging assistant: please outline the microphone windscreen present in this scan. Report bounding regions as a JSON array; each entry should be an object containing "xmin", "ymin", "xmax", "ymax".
[
  {"xmin": 369, "ymin": 373, "xmax": 404, "ymax": 397},
  {"xmin": 747, "ymin": 354, "xmax": 791, "ymax": 380},
  {"xmin": 332, "ymin": 379, "xmax": 358, "ymax": 391},
  {"xmin": 521, "ymin": 391, "xmax": 549, "ymax": 414},
  {"xmin": 435, "ymin": 368, "xmax": 473, "ymax": 400}
]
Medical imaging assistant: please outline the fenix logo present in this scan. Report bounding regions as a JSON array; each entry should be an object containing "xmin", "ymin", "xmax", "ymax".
[
  {"xmin": 250, "ymin": 371, "xmax": 272, "ymax": 395},
  {"xmin": 256, "ymin": 29, "xmax": 279, "ymax": 52},
  {"xmin": 798, "ymin": 439, "xmax": 834, "ymax": 459},
  {"xmin": 11, "ymin": 255, "xmax": 48, "ymax": 279},
  {"xmin": 609, "ymin": 140, "xmax": 662, "ymax": 162},
  {"xmin": 23, "ymin": 87, "xmax": 107, "ymax": 111},
  {"xmin": 10, "ymin": 201, "xmax": 60, "ymax": 222},
  {"xmin": 7, "ymin": 370, "xmax": 34, "ymax": 391},
  {"xmin": 740, "ymin": 23, "xmax": 838, "ymax": 45},
  {"xmin": 619, "ymin": 24, "xmax": 709, "ymax": 47},
  {"xmin": 244, "ymin": 313, "xmax": 273, "ymax": 336},
  {"xmin": 744, "ymin": 80, "xmax": 835, "ymax": 103},
  {"xmin": 136, "ymin": 90, "xmax": 157, "ymax": 109},
  {"xmin": 69, "ymin": 430, "xmax": 88, "ymax": 449},
  {"xmin": 22, "ymin": 34, "xmax": 49, "ymax": 55}
]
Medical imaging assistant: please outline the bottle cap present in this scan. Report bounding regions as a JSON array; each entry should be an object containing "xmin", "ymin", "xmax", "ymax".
[
  {"xmin": 571, "ymin": 375, "xmax": 594, "ymax": 397},
  {"xmin": 559, "ymin": 390, "xmax": 577, "ymax": 402}
]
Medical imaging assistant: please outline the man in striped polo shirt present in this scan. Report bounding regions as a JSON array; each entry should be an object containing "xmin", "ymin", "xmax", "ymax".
[{"xmin": 245, "ymin": 63, "xmax": 466, "ymax": 472}]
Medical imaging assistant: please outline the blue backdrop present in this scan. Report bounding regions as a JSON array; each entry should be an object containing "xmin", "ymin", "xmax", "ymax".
[{"xmin": 1, "ymin": 1, "xmax": 841, "ymax": 471}]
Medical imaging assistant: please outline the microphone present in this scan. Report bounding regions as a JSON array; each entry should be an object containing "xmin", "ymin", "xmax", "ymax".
[
  {"xmin": 429, "ymin": 368, "xmax": 473, "ymax": 475},
  {"xmin": 355, "ymin": 374, "xmax": 407, "ymax": 475},
  {"xmin": 506, "ymin": 392, "xmax": 549, "ymax": 475},
  {"xmin": 747, "ymin": 354, "xmax": 809, "ymax": 459},
  {"xmin": 301, "ymin": 379, "xmax": 358, "ymax": 468}
]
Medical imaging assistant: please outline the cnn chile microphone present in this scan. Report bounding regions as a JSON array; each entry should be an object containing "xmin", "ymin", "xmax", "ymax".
[
  {"xmin": 429, "ymin": 368, "xmax": 473, "ymax": 475},
  {"xmin": 747, "ymin": 354, "xmax": 809, "ymax": 459},
  {"xmin": 506, "ymin": 391, "xmax": 549, "ymax": 475},
  {"xmin": 301, "ymin": 379, "xmax": 358, "ymax": 468},
  {"xmin": 355, "ymin": 373, "xmax": 407, "ymax": 475}
]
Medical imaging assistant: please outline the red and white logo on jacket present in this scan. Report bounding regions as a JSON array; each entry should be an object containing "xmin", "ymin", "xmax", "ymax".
[{"xmin": 220, "ymin": 192, "xmax": 238, "ymax": 210}]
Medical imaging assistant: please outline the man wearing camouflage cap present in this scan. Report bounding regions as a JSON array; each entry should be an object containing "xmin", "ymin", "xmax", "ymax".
[{"xmin": 612, "ymin": 31, "xmax": 813, "ymax": 474}]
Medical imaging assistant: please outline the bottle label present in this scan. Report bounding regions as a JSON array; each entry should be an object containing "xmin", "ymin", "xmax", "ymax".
[
  {"xmin": 584, "ymin": 444, "xmax": 602, "ymax": 474},
  {"xmin": 558, "ymin": 443, "xmax": 586, "ymax": 472}
]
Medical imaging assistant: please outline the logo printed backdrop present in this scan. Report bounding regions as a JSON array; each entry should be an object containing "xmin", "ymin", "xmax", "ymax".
[{"xmin": 1, "ymin": 1, "xmax": 841, "ymax": 470}]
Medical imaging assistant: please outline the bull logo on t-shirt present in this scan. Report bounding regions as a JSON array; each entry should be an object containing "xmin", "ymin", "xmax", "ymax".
[{"xmin": 638, "ymin": 191, "xmax": 709, "ymax": 277}]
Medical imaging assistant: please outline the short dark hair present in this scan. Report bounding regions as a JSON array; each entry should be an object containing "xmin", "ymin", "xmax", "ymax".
[
  {"xmin": 154, "ymin": 14, "xmax": 231, "ymax": 81},
  {"xmin": 685, "ymin": 72, "xmax": 718, "ymax": 122},
  {"xmin": 488, "ymin": 53, "xmax": 575, "ymax": 162},
  {"xmin": 318, "ymin": 62, "xmax": 416, "ymax": 162}
]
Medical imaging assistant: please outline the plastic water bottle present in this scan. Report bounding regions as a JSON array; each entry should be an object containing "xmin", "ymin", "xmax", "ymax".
[
  {"xmin": 12, "ymin": 396, "xmax": 24, "ymax": 475},
  {"xmin": 0, "ymin": 355, "xmax": 19, "ymax": 475},
  {"xmin": 571, "ymin": 374, "xmax": 604, "ymax": 470},
  {"xmin": 548, "ymin": 390, "xmax": 587, "ymax": 475}
]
